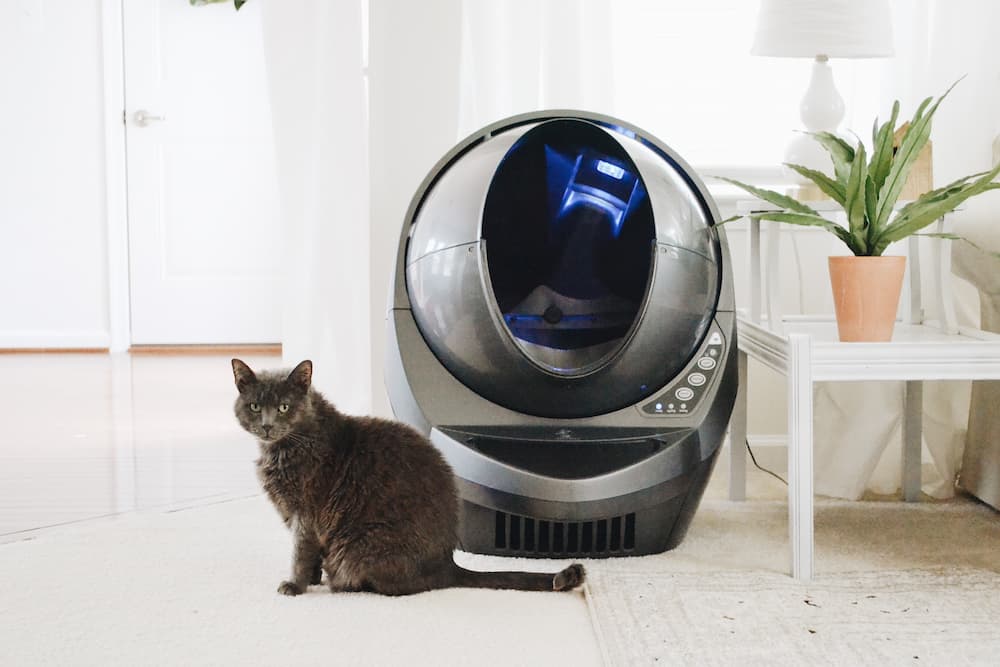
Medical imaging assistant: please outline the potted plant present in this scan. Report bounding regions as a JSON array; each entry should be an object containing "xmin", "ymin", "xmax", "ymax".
[{"xmin": 719, "ymin": 83, "xmax": 1000, "ymax": 342}]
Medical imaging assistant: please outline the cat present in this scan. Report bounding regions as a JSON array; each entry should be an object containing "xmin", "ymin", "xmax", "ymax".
[{"xmin": 231, "ymin": 358, "xmax": 585, "ymax": 596}]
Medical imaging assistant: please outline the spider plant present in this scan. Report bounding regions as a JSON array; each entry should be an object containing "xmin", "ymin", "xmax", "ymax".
[{"xmin": 718, "ymin": 82, "xmax": 1000, "ymax": 256}]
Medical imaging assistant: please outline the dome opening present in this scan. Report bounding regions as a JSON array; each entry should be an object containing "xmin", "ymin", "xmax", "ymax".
[{"xmin": 483, "ymin": 120, "xmax": 656, "ymax": 375}]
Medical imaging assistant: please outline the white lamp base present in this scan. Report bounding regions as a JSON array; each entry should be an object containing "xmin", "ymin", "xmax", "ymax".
[
  {"xmin": 783, "ymin": 132, "xmax": 836, "ymax": 179},
  {"xmin": 783, "ymin": 55, "xmax": 846, "ymax": 183}
]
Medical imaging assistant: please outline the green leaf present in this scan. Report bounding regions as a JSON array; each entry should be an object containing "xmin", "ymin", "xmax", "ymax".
[
  {"xmin": 875, "ymin": 80, "xmax": 962, "ymax": 228},
  {"xmin": 869, "ymin": 100, "xmax": 900, "ymax": 196},
  {"xmin": 716, "ymin": 215, "xmax": 743, "ymax": 225},
  {"xmin": 806, "ymin": 132, "xmax": 855, "ymax": 186},
  {"xmin": 235, "ymin": 0, "xmax": 247, "ymax": 8},
  {"xmin": 865, "ymin": 174, "xmax": 878, "ymax": 246},
  {"xmin": 874, "ymin": 107, "xmax": 932, "ymax": 227},
  {"xmin": 896, "ymin": 170, "xmax": 991, "ymax": 217},
  {"xmin": 712, "ymin": 177, "xmax": 820, "ymax": 216},
  {"xmin": 883, "ymin": 163, "xmax": 1000, "ymax": 237},
  {"xmin": 871, "ymin": 168, "xmax": 1000, "ymax": 253},
  {"xmin": 783, "ymin": 163, "xmax": 846, "ymax": 205},
  {"xmin": 890, "ymin": 170, "xmax": 990, "ymax": 232},
  {"xmin": 916, "ymin": 232, "xmax": 964, "ymax": 241},
  {"xmin": 751, "ymin": 211, "xmax": 860, "ymax": 254},
  {"xmin": 843, "ymin": 141, "xmax": 868, "ymax": 254},
  {"xmin": 912, "ymin": 95, "xmax": 933, "ymax": 122}
]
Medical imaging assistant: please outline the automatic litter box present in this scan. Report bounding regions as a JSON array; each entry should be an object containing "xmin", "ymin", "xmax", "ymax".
[{"xmin": 386, "ymin": 111, "xmax": 737, "ymax": 557}]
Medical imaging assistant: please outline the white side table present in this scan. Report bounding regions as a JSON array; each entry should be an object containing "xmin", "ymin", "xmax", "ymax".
[{"xmin": 729, "ymin": 206, "xmax": 1000, "ymax": 580}]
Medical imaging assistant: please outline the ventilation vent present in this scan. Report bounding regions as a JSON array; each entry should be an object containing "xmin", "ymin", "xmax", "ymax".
[{"xmin": 494, "ymin": 511, "xmax": 636, "ymax": 556}]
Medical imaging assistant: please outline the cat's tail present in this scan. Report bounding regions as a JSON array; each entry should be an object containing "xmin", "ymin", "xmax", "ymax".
[{"xmin": 447, "ymin": 562, "xmax": 585, "ymax": 592}]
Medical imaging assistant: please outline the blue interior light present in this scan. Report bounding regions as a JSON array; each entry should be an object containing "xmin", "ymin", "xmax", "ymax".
[
  {"xmin": 553, "ymin": 153, "xmax": 639, "ymax": 238},
  {"xmin": 596, "ymin": 160, "xmax": 625, "ymax": 179}
]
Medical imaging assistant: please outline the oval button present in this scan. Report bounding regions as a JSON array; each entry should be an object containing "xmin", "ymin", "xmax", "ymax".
[
  {"xmin": 675, "ymin": 387, "xmax": 694, "ymax": 401},
  {"xmin": 688, "ymin": 372, "xmax": 706, "ymax": 387},
  {"xmin": 697, "ymin": 357, "xmax": 716, "ymax": 370}
]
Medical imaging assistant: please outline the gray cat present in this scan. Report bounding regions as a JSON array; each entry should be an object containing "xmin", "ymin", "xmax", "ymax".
[{"xmin": 231, "ymin": 358, "xmax": 585, "ymax": 596}]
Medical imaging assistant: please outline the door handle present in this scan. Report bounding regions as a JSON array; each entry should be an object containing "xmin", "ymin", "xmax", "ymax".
[{"xmin": 133, "ymin": 109, "xmax": 166, "ymax": 127}]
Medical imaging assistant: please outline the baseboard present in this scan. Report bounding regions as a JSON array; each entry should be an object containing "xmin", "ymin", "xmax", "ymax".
[
  {"xmin": 0, "ymin": 330, "xmax": 110, "ymax": 349},
  {"xmin": 0, "ymin": 347, "xmax": 108, "ymax": 354},
  {"xmin": 129, "ymin": 344, "xmax": 282, "ymax": 356}
]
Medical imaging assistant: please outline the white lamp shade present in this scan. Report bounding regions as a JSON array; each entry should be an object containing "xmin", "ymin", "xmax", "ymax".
[{"xmin": 752, "ymin": 0, "xmax": 894, "ymax": 59}]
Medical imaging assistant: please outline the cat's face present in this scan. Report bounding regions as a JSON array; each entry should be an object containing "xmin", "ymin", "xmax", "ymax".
[{"xmin": 231, "ymin": 359, "xmax": 313, "ymax": 444}]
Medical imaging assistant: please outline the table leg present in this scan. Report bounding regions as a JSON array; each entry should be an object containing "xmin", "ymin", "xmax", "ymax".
[
  {"xmin": 933, "ymin": 217, "xmax": 959, "ymax": 335},
  {"xmin": 750, "ymin": 218, "xmax": 761, "ymax": 325},
  {"xmin": 902, "ymin": 380, "xmax": 923, "ymax": 502},
  {"xmin": 729, "ymin": 350, "xmax": 748, "ymax": 501},
  {"xmin": 765, "ymin": 220, "xmax": 781, "ymax": 331},
  {"xmin": 787, "ymin": 334, "xmax": 814, "ymax": 580},
  {"xmin": 905, "ymin": 235, "xmax": 922, "ymax": 324}
]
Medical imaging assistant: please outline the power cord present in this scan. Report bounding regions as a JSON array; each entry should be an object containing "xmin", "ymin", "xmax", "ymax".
[{"xmin": 746, "ymin": 439, "xmax": 787, "ymax": 486}]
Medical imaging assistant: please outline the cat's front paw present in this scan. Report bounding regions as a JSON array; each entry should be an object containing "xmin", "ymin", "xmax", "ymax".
[{"xmin": 277, "ymin": 580, "xmax": 304, "ymax": 596}]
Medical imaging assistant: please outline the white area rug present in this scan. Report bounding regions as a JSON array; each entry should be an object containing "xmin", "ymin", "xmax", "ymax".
[
  {"xmin": 0, "ymin": 496, "xmax": 598, "ymax": 667},
  {"xmin": 586, "ymin": 498, "xmax": 1000, "ymax": 666},
  {"xmin": 3, "ymin": 494, "xmax": 998, "ymax": 666},
  {"xmin": 588, "ymin": 567, "xmax": 1000, "ymax": 666}
]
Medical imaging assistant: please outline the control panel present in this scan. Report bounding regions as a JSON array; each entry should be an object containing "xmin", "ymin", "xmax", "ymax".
[{"xmin": 640, "ymin": 325, "xmax": 726, "ymax": 417}]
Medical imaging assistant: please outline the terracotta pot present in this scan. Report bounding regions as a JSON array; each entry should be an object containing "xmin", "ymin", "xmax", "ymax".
[{"xmin": 828, "ymin": 256, "xmax": 906, "ymax": 342}]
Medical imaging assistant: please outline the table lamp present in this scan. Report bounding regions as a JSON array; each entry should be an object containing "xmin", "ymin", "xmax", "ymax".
[{"xmin": 751, "ymin": 0, "xmax": 894, "ymax": 179}]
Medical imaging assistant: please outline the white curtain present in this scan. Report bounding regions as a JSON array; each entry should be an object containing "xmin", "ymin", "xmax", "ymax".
[
  {"xmin": 457, "ymin": 0, "xmax": 614, "ymax": 136},
  {"xmin": 366, "ymin": 0, "xmax": 464, "ymax": 417},
  {"xmin": 261, "ymin": 0, "xmax": 371, "ymax": 415}
]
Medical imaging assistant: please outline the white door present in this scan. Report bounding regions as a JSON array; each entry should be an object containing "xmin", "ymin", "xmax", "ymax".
[{"xmin": 123, "ymin": 0, "xmax": 281, "ymax": 344}]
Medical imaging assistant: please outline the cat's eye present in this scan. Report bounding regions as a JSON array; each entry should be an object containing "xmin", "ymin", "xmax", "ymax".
[
  {"xmin": 278, "ymin": 403, "xmax": 290, "ymax": 413},
  {"xmin": 249, "ymin": 402, "xmax": 261, "ymax": 413}
]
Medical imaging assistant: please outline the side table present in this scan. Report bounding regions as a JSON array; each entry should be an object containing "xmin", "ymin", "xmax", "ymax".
[{"xmin": 729, "ymin": 210, "xmax": 1000, "ymax": 580}]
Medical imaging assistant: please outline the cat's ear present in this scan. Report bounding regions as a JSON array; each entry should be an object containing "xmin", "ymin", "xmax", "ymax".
[
  {"xmin": 288, "ymin": 360, "xmax": 313, "ymax": 391},
  {"xmin": 231, "ymin": 358, "xmax": 257, "ymax": 393}
]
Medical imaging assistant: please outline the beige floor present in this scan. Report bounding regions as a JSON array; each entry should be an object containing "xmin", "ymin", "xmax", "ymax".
[
  {"xmin": 1, "ymin": 352, "xmax": 278, "ymax": 541},
  {"xmin": 5, "ymin": 352, "xmax": 997, "ymax": 666},
  {"xmin": 0, "ymin": 351, "xmax": 787, "ymax": 544}
]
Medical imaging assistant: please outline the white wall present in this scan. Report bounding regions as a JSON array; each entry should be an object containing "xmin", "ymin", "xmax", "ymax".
[
  {"xmin": 0, "ymin": 0, "xmax": 110, "ymax": 348},
  {"xmin": 926, "ymin": 0, "xmax": 1000, "ymax": 239}
]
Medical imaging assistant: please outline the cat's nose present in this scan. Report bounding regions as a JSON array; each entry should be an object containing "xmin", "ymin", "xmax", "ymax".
[{"xmin": 261, "ymin": 424, "xmax": 273, "ymax": 436}]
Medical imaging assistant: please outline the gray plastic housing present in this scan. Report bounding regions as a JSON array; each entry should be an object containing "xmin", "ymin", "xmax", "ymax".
[{"xmin": 385, "ymin": 110, "xmax": 738, "ymax": 557}]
